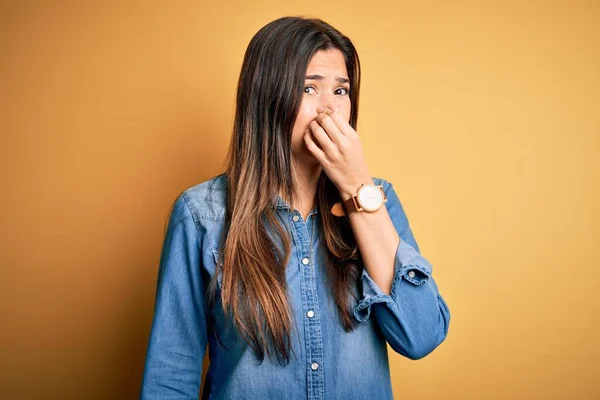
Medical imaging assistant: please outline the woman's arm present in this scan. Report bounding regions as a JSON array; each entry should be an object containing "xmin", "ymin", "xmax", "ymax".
[
  {"xmin": 305, "ymin": 107, "xmax": 450, "ymax": 360},
  {"xmin": 341, "ymin": 176, "xmax": 398, "ymax": 296},
  {"xmin": 141, "ymin": 192, "xmax": 207, "ymax": 399},
  {"xmin": 351, "ymin": 179, "xmax": 451, "ymax": 360}
]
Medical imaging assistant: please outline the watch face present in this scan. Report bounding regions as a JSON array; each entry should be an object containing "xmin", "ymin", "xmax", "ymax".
[{"xmin": 357, "ymin": 185, "xmax": 384, "ymax": 212}]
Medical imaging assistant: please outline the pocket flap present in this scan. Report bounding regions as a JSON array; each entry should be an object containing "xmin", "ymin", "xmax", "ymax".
[{"xmin": 210, "ymin": 247, "xmax": 224, "ymax": 288}]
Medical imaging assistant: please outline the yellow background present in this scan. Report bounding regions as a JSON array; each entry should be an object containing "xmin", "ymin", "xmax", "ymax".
[{"xmin": 1, "ymin": 1, "xmax": 598, "ymax": 398}]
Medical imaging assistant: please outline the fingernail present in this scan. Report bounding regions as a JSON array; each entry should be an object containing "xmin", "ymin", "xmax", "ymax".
[{"xmin": 316, "ymin": 106, "xmax": 324, "ymax": 113}]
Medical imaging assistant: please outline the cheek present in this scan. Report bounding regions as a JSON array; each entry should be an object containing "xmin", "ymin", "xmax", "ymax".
[
  {"xmin": 293, "ymin": 104, "xmax": 317, "ymax": 134},
  {"xmin": 328, "ymin": 99, "xmax": 351, "ymax": 122},
  {"xmin": 341, "ymin": 100, "xmax": 351, "ymax": 122}
]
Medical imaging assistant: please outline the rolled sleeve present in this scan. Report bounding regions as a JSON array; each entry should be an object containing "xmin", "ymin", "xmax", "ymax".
[
  {"xmin": 353, "ymin": 178, "xmax": 451, "ymax": 360},
  {"xmin": 354, "ymin": 239, "xmax": 432, "ymax": 321},
  {"xmin": 395, "ymin": 238, "xmax": 432, "ymax": 285}
]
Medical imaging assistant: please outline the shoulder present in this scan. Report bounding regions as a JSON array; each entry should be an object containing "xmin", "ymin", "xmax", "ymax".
[
  {"xmin": 371, "ymin": 175, "xmax": 407, "ymax": 214},
  {"xmin": 176, "ymin": 173, "xmax": 228, "ymax": 223},
  {"xmin": 175, "ymin": 174, "xmax": 394, "ymax": 222}
]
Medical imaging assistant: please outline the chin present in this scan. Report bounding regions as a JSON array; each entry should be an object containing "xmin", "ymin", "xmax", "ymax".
[{"xmin": 293, "ymin": 150, "xmax": 321, "ymax": 167}]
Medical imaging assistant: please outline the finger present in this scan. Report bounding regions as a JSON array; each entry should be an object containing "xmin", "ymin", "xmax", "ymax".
[
  {"xmin": 321, "ymin": 108, "xmax": 356, "ymax": 138},
  {"xmin": 303, "ymin": 128, "xmax": 327, "ymax": 162},
  {"xmin": 309, "ymin": 120, "xmax": 338, "ymax": 155},
  {"xmin": 315, "ymin": 112, "xmax": 347, "ymax": 149}
]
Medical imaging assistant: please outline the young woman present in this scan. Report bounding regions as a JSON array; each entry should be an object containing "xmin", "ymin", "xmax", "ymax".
[{"xmin": 141, "ymin": 16, "xmax": 451, "ymax": 400}]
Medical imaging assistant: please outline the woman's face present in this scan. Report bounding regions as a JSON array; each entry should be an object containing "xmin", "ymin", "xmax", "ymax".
[{"xmin": 291, "ymin": 48, "xmax": 351, "ymax": 165}]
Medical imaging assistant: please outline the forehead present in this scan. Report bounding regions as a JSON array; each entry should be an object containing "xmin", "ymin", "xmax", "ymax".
[{"xmin": 306, "ymin": 49, "xmax": 348, "ymax": 76}]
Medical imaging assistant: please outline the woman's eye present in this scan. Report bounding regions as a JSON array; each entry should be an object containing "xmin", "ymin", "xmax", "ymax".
[{"xmin": 304, "ymin": 86, "xmax": 350, "ymax": 95}]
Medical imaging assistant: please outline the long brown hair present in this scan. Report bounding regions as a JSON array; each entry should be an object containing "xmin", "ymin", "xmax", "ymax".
[{"xmin": 207, "ymin": 16, "xmax": 363, "ymax": 365}]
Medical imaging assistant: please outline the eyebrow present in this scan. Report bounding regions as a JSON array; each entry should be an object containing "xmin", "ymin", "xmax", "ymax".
[{"xmin": 305, "ymin": 74, "xmax": 350, "ymax": 84}]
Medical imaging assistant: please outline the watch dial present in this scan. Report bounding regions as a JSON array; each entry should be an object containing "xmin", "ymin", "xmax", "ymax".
[{"xmin": 357, "ymin": 185, "xmax": 384, "ymax": 211}]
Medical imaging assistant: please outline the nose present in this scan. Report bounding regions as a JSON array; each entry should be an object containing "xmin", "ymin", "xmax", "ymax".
[{"xmin": 318, "ymin": 92, "xmax": 340, "ymax": 114}]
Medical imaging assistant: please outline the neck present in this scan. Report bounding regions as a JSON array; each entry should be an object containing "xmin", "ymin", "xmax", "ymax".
[{"xmin": 282, "ymin": 159, "xmax": 322, "ymax": 216}]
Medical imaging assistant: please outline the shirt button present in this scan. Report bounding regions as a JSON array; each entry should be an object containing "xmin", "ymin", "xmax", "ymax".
[
  {"xmin": 302, "ymin": 257, "xmax": 310, "ymax": 265},
  {"xmin": 292, "ymin": 215, "xmax": 300, "ymax": 222},
  {"xmin": 408, "ymin": 270, "xmax": 416, "ymax": 278},
  {"xmin": 311, "ymin": 362, "xmax": 319, "ymax": 370},
  {"xmin": 307, "ymin": 310, "xmax": 315, "ymax": 318}
]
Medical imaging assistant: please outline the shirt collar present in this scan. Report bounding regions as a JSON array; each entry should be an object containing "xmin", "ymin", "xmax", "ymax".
[{"xmin": 273, "ymin": 194, "xmax": 319, "ymax": 217}]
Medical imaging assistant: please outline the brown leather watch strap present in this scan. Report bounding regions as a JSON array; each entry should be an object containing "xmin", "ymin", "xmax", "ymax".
[
  {"xmin": 330, "ymin": 202, "xmax": 346, "ymax": 217},
  {"xmin": 330, "ymin": 196, "xmax": 359, "ymax": 217}
]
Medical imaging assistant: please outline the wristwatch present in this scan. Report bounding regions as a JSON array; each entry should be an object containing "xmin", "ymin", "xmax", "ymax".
[{"xmin": 330, "ymin": 183, "xmax": 387, "ymax": 217}]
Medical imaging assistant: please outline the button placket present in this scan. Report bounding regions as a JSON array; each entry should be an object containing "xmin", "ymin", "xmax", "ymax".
[{"xmin": 289, "ymin": 210, "xmax": 324, "ymax": 399}]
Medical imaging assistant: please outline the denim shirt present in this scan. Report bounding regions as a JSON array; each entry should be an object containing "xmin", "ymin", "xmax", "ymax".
[{"xmin": 141, "ymin": 173, "xmax": 451, "ymax": 399}]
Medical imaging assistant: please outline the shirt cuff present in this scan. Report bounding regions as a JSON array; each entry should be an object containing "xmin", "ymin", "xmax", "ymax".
[{"xmin": 354, "ymin": 239, "xmax": 432, "ymax": 322}]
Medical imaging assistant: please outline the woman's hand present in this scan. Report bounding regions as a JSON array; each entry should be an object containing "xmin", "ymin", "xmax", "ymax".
[{"xmin": 304, "ymin": 106, "xmax": 373, "ymax": 200}]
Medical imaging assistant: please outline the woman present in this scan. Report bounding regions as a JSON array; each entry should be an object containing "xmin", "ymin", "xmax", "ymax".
[{"xmin": 141, "ymin": 16, "xmax": 450, "ymax": 400}]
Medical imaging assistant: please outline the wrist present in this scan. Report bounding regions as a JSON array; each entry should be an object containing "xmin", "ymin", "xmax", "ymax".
[{"xmin": 339, "ymin": 177, "xmax": 374, "ymax": 200}]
